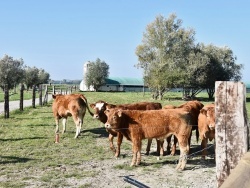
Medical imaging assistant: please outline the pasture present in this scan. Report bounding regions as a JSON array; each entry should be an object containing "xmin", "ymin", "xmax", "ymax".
[{"xmin": 0, "ymin": 91, "xmax": 249, "ymax": 187}]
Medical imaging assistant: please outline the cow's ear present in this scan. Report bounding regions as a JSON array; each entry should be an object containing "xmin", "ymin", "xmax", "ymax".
[
  {"xmin": 90, "ymin": 103, "xmax": 95, "ymax": 108},
  {"xmin": 52, "ymin": 94, "xmax": 56, "ymax": 99},
  {"xmin": 200, "ymin": 108, "xmax": 207, "ymax": 115},
  {"xmin": 117, "ymin": 110, "xmax": 122, "ymax": 117}
]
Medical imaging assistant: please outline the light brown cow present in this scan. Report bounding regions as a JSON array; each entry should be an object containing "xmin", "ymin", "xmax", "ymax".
[
  {"xmin": 163, "ymin": 100, "xmax": 204, "ymax": 155},
  {"xmin": 198, "ymin": 103, "xmax": 215, "ymax": 159},
  {"xmin": 52, "ymin": 94, "xmax": 93, "ymax": 138},
  {"xmin": 90, "ymin": 101, "xmax": 162, "ymax": 157},
  {"xmin": 104, "ymin": 108, "xmax": 192, "ymax": 170}
]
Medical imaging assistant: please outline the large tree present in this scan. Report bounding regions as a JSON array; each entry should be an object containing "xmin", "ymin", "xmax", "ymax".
[
  {"xmin": 135, "ymin": 14, "xmax": 195, "ymax": 99},
  {"xmin": 0, "ymin": 54, "xmax": 25, "ymax": 90},
  {"xmin": 85, "ymin": 58, "xmax": 109, "ymax": 91}
]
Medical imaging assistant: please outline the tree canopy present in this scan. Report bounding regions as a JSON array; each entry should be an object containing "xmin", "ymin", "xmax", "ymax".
[
  {"xmin": 0, "ymin": 54, "xmax": 50, "ymax": 91},
  {"xmin": 85, "ymin": 58, "xmax": 109, "ymax": 91},
  {"xmin": 0, "ymin": 55, "xmax": 25, "ymax": 90},
  {"xmin": 135, "ymin": 13, "xmax": 242, "ymax": 99}
]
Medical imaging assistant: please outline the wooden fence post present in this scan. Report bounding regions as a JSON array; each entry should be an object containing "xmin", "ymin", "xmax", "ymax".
[
  {"xmin": 20, "ymin": 84, "xmax": 24, "ymax": 111},
  {"xmin": 32, "ymin": 85, "xmax": 36, "ymax": 108},
  {"xmin": 43, "ymin": 85, "xmax": 48, "ymax": 105},
  {"xmin": 39, "ymin": 84, "xmax": 42, "ymax": 106},
  {"xmin": 53, "ymin": 86, "xmax": 55, "ymax": 94},
  {"xmin": 215, "ymin": 81, "xmax": 249, "ymax": 187},
  {"xmin": 4, "ymin": 84, "xmax": 9, "ymax": 119}
]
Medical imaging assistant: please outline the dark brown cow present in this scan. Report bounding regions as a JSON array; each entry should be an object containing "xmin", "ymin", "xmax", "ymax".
[
  {"xmin": 198, "ymin": 103, "xmax": 215, "ymax": 159},
  {"xmin": 104, "ymin": 108, "xmax": 192, "ymax": 170},
  {"xmin": 52, "ymin": 94, "xmax": 93, "ymax": 138},
  {"xmin": 163, "ymin": 100, "xmax": 204, "ymax": 155},
  {"xmin": 90, "ymin": 101, "xmax": 162, "ymax": 157}
]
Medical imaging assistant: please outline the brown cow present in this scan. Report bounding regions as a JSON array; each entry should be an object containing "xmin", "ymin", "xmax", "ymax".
[
  {"xmin": 52, "ymin": 94, "xmax": 93, "ymax": 138},
  {"xmin": 163, "ymin": 100, "xmax": 204, "ymax": 155},
  {"xmin": 90, "ymin": 101, "xmax": 162, "ymax": 157},
  {"xmin": 198, "ymin": 103, "xmax": 215, "ymax": 159},
  {"xmin": 104, "ymin": 108, "xmax": 192, "ymax": 170}
]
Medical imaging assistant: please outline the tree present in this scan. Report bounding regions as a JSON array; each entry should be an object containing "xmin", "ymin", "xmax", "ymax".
[
  {"xmin": 85, "ymin": 58, "xmax": 109, "ymax": 91},
  {"xmin": 0, "ymin": 54, "xmax": 25, "ymax": 90},
  {"xmin": 200, "ymin": 44, "xmax": 242, "ymax": 99},
  {"xmin": 135, "ymin": 14, "xmax": 195, "ymax": 100},
  {"xmin": 38, "ymin": 68, "xmax": 50, "ymax": 84},
  {"xmin": 24, "ymin": 66, "xmax": 39, "ymax": 90}
]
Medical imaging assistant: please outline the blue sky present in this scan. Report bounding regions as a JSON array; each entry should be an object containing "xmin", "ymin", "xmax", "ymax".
[{"xmin": 0, "ymin": 1, "xmax": 249, "ymax": 82}]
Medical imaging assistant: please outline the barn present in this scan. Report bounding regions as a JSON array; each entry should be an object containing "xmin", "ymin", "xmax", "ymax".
[
  {"xmin": 79, "ymin": 77, "xmax": 149, "ymax": 92},
  {"xmin": 246, "ymin": 83, "xmax": 250, "ymax": 93}
]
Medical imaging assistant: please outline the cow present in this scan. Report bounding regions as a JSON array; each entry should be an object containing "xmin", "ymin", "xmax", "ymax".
[
  {"xmin": 163, "ymin": 100, "xmax": 204, "ymax": 155},
  {"xmin": 198, "ymin": 103, "xmax": 215, "ymax": 159},
  {"xmin": 104, "ymin": 108, "xmax": 192, "ymax": 170},
  {"xmin": 52, "ymin": 93, "xmax": 93, "ymax": 138},
  {"xmin": 90, "ymin": 101, "xmax": 162, "ymax": 157}
]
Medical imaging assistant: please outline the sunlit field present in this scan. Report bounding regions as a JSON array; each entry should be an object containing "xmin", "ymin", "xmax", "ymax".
[{"xmin": 0, "ymin": 91, "xmax": 249, "ymax": 187}]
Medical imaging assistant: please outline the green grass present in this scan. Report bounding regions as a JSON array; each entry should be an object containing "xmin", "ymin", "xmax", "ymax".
[{"xmin": 0, "ymin": 91, "xmax": 249, "ymax": 187}]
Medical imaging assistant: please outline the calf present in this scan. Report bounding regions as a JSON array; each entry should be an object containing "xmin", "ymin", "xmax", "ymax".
[
  {"xmin": 90, "ymin": 101, "xmax": 162, "ymax": 157},
  {"xmin": 163, "ymin": 100, "xmax": 204, "ymax": 155},
  {"xmin": 52, "ymin": 94, "xmax": 93, "ymax": 138},
  {"xmin": 104, "ymin": 108, "xmax": 192, "ymax": 170},
  {"xmin": 198, "ymin": 103, "xmax": 215, "ymax": 159}
]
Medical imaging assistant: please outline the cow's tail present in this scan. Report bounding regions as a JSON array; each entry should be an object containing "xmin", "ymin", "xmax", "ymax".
[{"xmin": 80, "ymin": 95, "xmax": 94, "ymax": 117}]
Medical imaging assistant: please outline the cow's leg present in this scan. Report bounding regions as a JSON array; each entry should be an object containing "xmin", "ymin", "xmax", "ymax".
[
  {"xmin": 201, "ymin": 138, "xmax": 208, "ymax": 160},
  {"xmin": 115, "ymin": 132, "xmax": 123, "ymax": 158},
  {"xmin": 109, "ymin": 133, "xmax": 116, "ymax": 153},
  {"xmin": 175, "ymin": 136, "xmax": 190, "ymax": 171},
  {"xmin": 62, "ymin": 118, "xmax": 67, "ymax": 133},
  {"xmin": 166, "ymin": 135, "xmax": 172, "ymax": 154},
  {"xmin": 145, "ymin": 138, "xmax": 152, "ymax": 155},
  {"xmin": 55, "ymin": 117, "xmax": 60, "ymax": 133},
  {"xmin": 131, "ymin": 139, "xmax": 142, "ymax": 166},
  {"xmin": 73, "ymin": 115, "xmax": 81, "ymax": 139},
  {"xmin": 155, "ymin": 139, "xmax": 164, "ymax": 158},
  {"xmin": 170, "ymin": 136, "xmax": 178, "ymax": 156}
]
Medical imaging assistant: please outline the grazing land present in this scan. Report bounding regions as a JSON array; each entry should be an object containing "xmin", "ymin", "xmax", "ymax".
[{"xmin": 0, "ymin": 91, "xmax": 249, "ymax": 187}]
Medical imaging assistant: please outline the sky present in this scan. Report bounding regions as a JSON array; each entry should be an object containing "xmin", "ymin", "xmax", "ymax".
[{"xmin": 0, "ymin": 0, "xmax": 249, "ymax": 82}]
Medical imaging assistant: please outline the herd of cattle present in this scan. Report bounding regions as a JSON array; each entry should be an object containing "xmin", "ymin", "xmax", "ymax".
[{"xmin": 52, "ymin": 93, "xmax": 215, "ymax": 171}]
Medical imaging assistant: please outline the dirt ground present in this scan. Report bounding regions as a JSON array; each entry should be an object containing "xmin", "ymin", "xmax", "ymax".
[{"xmin": 58, "ymin": 138, "xmax": 216, "ymax": 188}]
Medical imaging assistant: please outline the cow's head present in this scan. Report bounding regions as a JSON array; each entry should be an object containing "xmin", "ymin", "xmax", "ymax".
[
  {"xmin": 90, "ymin": 101, "xmax": 108, "ymax": 120},
  {"xmin": 104, "ymin": 109, "xmax": 122, "ymax": 129},
  {"xmin": 200, "ymin": 106, "xmax": 215, "ymax": 130}
]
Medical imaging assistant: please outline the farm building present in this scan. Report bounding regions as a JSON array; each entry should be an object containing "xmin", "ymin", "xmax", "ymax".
[
  {"xmin": 246, "ymin": 83, "xmax": 250, "ymax": 93},
  {"xmin": 80, "ymin": 77, "xmax": 149, "ymax": 92},
  {"xmin": 79, "ymin": 61, "xmax": 148, "ymax": 92}
]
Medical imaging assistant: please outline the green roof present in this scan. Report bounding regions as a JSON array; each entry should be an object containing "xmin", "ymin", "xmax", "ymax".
[
  {"xmin": 105, "ymin": 77, "xmax": 144, "ymax": 86},
  {"xmin": 244, "ymin": 82, "xmax": 250, "ymax": 88}
]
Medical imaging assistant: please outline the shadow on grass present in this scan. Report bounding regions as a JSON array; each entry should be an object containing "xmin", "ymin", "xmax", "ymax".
[
  {"xmin": 82, "ymin": 127, "xmax": 109, "ymax": 137},
  {"xmin": 0, "ymin": 136, "xmax": 47, "ymax": 142},
  {"xmin": 0, "ymin": 156, "xmax": 34, "ymax": 164},
  {"xmin": 246, "ymin": 97, "xmax": 250, "ymax": 102}
]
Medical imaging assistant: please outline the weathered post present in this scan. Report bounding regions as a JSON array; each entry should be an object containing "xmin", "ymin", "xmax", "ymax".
[
  {"xmin": 39, "ymin": 85, "xmax": 42, "ymax": 106},
  {"xmin": 32, "ymin": 85, "xmax": 36, "ymax": 108},
  {"xmin": 43, "ymin": 85, "xmax": 48, "ymax": 105},
  {"xmin": 53, "ymin": 85, "xmax": 55, "ymax": 94},
  {"xmin": 215, "ymin": 81, "xmax": 249, "ymax": 187},
  {"xmin": 4, "ymin": 84, "xmax": 9, "ymax": 118},
  {"xmin": 20, "ymin": 83, "xmax": 24, "ymax": 111}
]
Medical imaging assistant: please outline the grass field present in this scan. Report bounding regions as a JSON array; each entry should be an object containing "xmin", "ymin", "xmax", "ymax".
[{"xmin": 0, "ymin": 91, "xmax": 249, "ymax": 187}]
